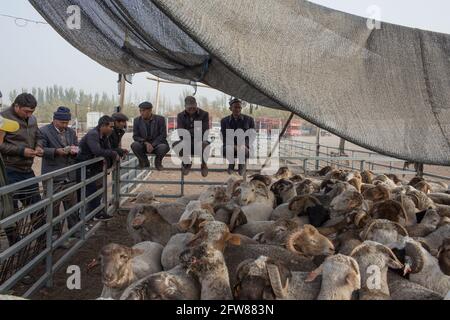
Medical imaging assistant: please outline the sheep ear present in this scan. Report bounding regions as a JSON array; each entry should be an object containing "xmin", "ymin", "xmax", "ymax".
[
  {"xmin": 177, "ymin": 219, "xmax": 193, "ymax": 231},
  {"xmin": 305, "ymin": 265, "xmax": 323, "ymax": 282},
  {"xmin": 226, "ymin": 233, "xmax": 241, "ymax": 246},
  {"xmin": 346, "ymin": 272, "xmax": 361, "ymax": 290}
]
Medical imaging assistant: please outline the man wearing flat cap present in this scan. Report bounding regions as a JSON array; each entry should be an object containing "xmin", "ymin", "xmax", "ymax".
[
  {"xmin": 173, "ymin": 96, "xmax": 210, "ymax": 177},
  {"xmin": 39, "ymin": 106, "xmax": 80, "ymax": 237},
  {"xmin": 131, "ymin": 101, "xmax": 169, "ymax": 170},
  {"xmin": 109, "ymin": 111, "xmax": 129, "ymax": 159},
  {"xmin": 220, "ymin": 98, "xmax": 256, "ymax": 175}
]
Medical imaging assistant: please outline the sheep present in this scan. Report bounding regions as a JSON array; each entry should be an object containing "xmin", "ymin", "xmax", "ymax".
[
  {"xmin": 233, "ymin": 180, "xmax": 275, "ymax": 207},
  {"xmin": 284, "ymin": 224, "xmax": 335, "ymax": 257},
  {"xmin": 270, "ymin": 179, "xmax": 297, "ymax": 205},
  {"xmin": 255, "ymin": 218, "xmax": 299, "ymax": 246},
  {"xmin": 438, "ymin": 239, "xmax": 450, "ymax": 275},
  {"xmin": 234, "ymin": 254, "xmax": 360, "ymax": 300},
  {"xmin": 270, "ymin": 195, "xmax": 330, "ymax": 227},
  {"xmin": 180, "ymin": 243, "xmax": 234, "ymax": 300},
  {"xmin": 361, "ymin": 170, "xmax": 375, "ymax": 184},
  {"xmin": 359, "ymin": 219, "xmax": 408, "ymax": 246},
  {"xmin": 350, "ymin": 241, "xmax": 404, "ymax": 300},
  {"xmin": 406, "ymin": 209, "xmax": 441, "ymax": 237},
  {"xmin": 406, "ymin": 189, "xmax": 436, "ymax": 211},
  {"xmin": 197, "ymin": 185, "xmax": 229, "ymax": 207},
  {"xmin": 362, "ymin": 185, "xmax": 390, "ymax": 203},
  {"xmin": 97, "ymin": 241, "xmax": 163, "ymax": 299},
  {"xmin": 329, "ymin": 190, "xmax": 365, "ymax": 218},
  {"xmin": 175, "ymin": 194, "xmax": 200, "ymax": 206},
  {"xmin": 129, "ymin": 204, "xmax": 185, "ymax": 246},
  {"xmin": 369, "ymin": 200, "xmax": 408, "ymax": 226},
  {"xmin": 129, "ymin": 190, "xmax": 159, "ymax": 205},
  {"xmin": 387, "ymin": 272, "xmax": 444, "ymax": 300},
  {"xmin": 393, "ymin": 193, "xmax": 419, "ymax": 226},
  {"xmin": 161, "ymin": 233, "xmax": 195, "ymax": 271},
  {"xmin": 420, "ymin": 224, "xmax": 450, "ymax": 255},
  {"xmin": 417, "ymin": 181, "xmax": 449, "ymax": 194},
  {"xmin": 295, "ymin": 179, "xmax": 319, "ymax": 196},
  {"xmin": 401, "ymin": 238, "xmax": 450, "ymax": 296},
  {"xmin": 372, "ymin": 175, "xmax": 398, "ymax": 189},
  {"xmin": 120, "ymin": 265, "xmax": 200, "ymax": 300},
  {"xmin": 249, "ymin": 174, "xmax": 273, "ymax": 187},
  {"xmin": 428, "ymin": 193, "xmax": 450, "ymax": 206},
  {"xmin": 273, "ymin": 166, "xmax": 292, "ymax": 180}
]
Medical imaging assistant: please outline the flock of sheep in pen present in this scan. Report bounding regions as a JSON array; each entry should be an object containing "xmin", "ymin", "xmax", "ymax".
[{"xmin": 87, "ymin": 166, "xmax": 449, "ymax": 300}]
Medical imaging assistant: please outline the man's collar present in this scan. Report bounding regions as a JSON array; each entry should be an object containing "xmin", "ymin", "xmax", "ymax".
[
  {"xmin": 53, "ymin": 123, "xmax": 65, "ymax": 133},
  {"xmin": 231, "ymin": 114, "xmax": 243, "ymax": 121},
  {"xmin": 184, "ymin": 109, "xmax": 199, "ymax": 117}
]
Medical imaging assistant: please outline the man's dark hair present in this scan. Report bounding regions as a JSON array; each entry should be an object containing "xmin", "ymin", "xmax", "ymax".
[
  {"xmin": 12, "ymin": 93, "xmax": 37, "ymax": 109},
  {"xmin": 98, "ymin": 115, "xmax": 114, "ymax": 127},
  {"xmin": 112, "ymin": 112, "xmax": 129, "ymax": 122},
  {"xmin": 139, "ymin": 101, "xmax": 153, "ymax": 109},
  {"xmin": 184, "ymin": 96, "xmax": 197, "ymax": 106}
]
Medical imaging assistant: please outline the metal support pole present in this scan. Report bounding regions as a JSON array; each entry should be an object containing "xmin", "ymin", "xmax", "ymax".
[
  {"xmin": 119, "ymin": 74, "xmax": 126, "ymax": 111},
  {"xmin": 44, "ymin": 178, "xmax": 54, "ymax": 288},
  {"xmin": 262, "ymin": 112, "xmax": 294, "ymax": 168},
  {"xmin": 103, "ymin": 163, "xmax": 108, "ymax": 214},
  {"xmin": 315, "ymin": 127, "xmax": 320, "ymax": 170},
  {"xmin": 80, "ymin": 166, "xmax": 87, "ymax": 240},
  {"xmin": 113, "ymin": 163, "xmax": 120, "ymax": 211},
  {"xmin": 155, "ymin": 78, "xmax": 161, "ymax": 114}
]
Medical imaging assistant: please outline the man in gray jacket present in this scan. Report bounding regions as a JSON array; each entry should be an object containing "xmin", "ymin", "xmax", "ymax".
[
  {"xmin": 40, "ymin": 106, "xmax": 79, "ymax": 237},
  {"xmin": 131, "ymin": 101, "xmax": 169, "ymax": 170}
]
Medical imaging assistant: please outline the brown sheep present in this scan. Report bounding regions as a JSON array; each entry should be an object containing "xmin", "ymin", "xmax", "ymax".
[
  {"xmin": 363, "ymin": 185, "xmax": 391, "ymax": 203},
  {"xmin": 285, "ymin": 224, "xmax": 335, "ymax": 257},
  {"xmin": 369, "ymin": 200, "xmax": 408, "ymax": 225}
]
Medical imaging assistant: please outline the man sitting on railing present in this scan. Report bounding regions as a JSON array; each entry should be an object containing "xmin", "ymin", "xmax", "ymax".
[
  {"xmin": 220, "ymin": 98, "xmax": 256, "ymax": 176},
  {"xmin": 39, "ymin": 106, "xmax": 80, "ymax": 238},
  {"xmin": 131, "ymin": 102, "xmax": 169, "ymax": 170},
  {"xmin": 173, "ymin": 96, "xmax": 210, "ymax": 177},
  {"xmin": 77, "ymin": 116, "xmax": 119, "ymax": 222},
  {"xmin": 0, "ymin": 93, "xmax": 45, "ymax": 242}
]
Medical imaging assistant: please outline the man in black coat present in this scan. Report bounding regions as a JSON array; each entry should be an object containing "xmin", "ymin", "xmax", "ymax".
[
  {"xmin": 173, "ymin": 96, "xmax": 210, "ymax": 177},
  {"xmin": 131, "ymin": 101, "xmax": 169, "ymax": 170},
  {"xmin": 220, "ymin": 98, "xmax": 256, "ymax": 175},
  {"xmin": 40, "ymin": 106, "xmax": 79, "ymax": 236},
  {"xmin": 77, "ymin": 116, "xmax": 118, "ymax": 221},
  {"xmin": 109, "ymin": 112, "xmax": 129, "ymax": 158}
]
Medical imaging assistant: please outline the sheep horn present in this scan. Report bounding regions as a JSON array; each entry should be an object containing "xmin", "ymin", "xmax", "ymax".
[
  {"xmin": 376, "ymin": 244, "xmax": 404, "ymax": 268},
  {"xmin": 398, "ymin": 195, "xmax": 409, "ymax": 224},
  {"xmin": 404, "ymin": 241, "xmax": 425, "ymax": 274},
  {"xmin": 266, "ymin": 263, "xmax": 289, "ymax": 299},
  {"xmin": 87, "ymin": 258, "xmax": 100, "ymax": 272},
  {"xmin": 235, "ymin": 259, "xmax": 255, "ymax": 282},
  {"xmin": 361, "ymin": 220, "xmax": 379, "ymax": 240},
  {"xmin": 285, "ymin": 229, "xmax": 304, "ymax": 255}
]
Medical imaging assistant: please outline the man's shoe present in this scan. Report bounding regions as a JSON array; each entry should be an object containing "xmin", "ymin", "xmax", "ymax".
[
  {"xmin": 93, "ymin": 212, "xmax": 113, "ymax": 221},
  {"xmin": 155, "ymin": 158, "xmax": 164, "ymax": 171},
  {"xmin": 227, "ymin": 164, "xmax": 235, "ymax": 175},
  {"xmin": 201, "ymin": 164, "xmax": 209, "ymax": 177},
  {"xmin": 238, "ymin": 164, "xmax": 247, "ymax": 176},
  {"xmin": 182, "ymin": 164, "xmax": 191, "ymax": 176}
]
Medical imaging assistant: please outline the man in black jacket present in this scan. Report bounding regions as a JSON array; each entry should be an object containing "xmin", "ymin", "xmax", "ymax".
[
  {"xmin": 173, "ymin": 96, "xmax": 210, "ymax": 177},
  {"xmin": 220, "ymin": 98, "xmax": 256, "ymax": 175},
  {"xmin": 131, "ymin": 102, "xmax": 169, "ymax": 170},
  {"xmin": 77, "ymin": 116, "xmax": 118, "ymax": 221},
  {"xmin": 109, "ymin": 112, "xmax": 129, "ymax": 158}
]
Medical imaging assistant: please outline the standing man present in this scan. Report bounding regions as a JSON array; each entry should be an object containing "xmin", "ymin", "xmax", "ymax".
[
  {"xmin": 77, "ymin": 115, "xmax": 118, "ymax": 221},
  {"xmin": 131, "ymin": 102, "xmax": 169, "ymax": 170},
  {"xmin": 40, "ymin": 106, "xmax": 79, "ymax": 237},
  {"xmin": 0, "ymin": 93, "xmax": 44, "ymax": 210},
  {"xmin": 109, "ymin": 112, "xmax": 129, "ymax": 159},
  {"xmin": 0, "ymin": 114, "xmax": 20, "ymax": 245},
  {"xmin": 173, "ymin": 96, "xmax": 210, "ymax": 177},
  {"xmin": 220, "ymin": 98, "xmax": 256, "ymax": 176}
]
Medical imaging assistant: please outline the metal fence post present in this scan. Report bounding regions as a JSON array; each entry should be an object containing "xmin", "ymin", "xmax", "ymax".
[
  {"xmin": 360, "ymin": 160, "xmax": 365, "ymax": 172},
  {"xmin": 103, "ymin": 163, "xmax": 108, "ymax": 214},
  {"xmin": 44, "ymin": 178, "xmax": 54, "ymax": 288},
  {"xmin": 80, "ymin": 165, "xmax": 87, "ymax": 240},
  {"xmin": 113, "ymin": 162, "xmax": 120, "ymax": 211}
]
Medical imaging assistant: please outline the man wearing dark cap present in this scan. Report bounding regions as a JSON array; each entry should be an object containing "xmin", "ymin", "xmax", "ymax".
[
  {"xmin": 131, "ymin": 101, "xmax": 169, "ymax": 170},
  {"xmin": 109, "ymin": 112, "xmax": 129, "ymax": 158},
  {"xmin": 39, "ymin": 106, "xmax": 79, "ymax": 237},
  {"xmin": 173, "ymin": 96, "xmax": 210, "ymax": 176},
  {"xmin": 220, "ymin": 98, "xmax": 256, "ymax": 175}
]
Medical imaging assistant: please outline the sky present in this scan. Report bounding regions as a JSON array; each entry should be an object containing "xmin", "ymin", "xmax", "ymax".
[{"xmin": 1, "ymin": 0, "xmax": 450, "ymax": 106}]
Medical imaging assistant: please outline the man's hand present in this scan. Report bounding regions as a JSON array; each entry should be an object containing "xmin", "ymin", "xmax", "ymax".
[
  {"xmin": 24, "ymin": 148, "xmax": 37, "ymax": 158},
  {"xmin": 35, "ymin": 147, "xmax": 44, "ymax": 157},
  {"xmin": 145, "ymin": 143, "xmax": 154, "ymax": 154},
  {"xmin": 55, "ymin": 148, "xmax": 68, "ymax": 157}
]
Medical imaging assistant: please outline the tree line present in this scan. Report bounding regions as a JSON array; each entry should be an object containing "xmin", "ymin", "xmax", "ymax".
[{"xmin": 5, "ymin": 86, "xmax": 291, "ymax": 123}]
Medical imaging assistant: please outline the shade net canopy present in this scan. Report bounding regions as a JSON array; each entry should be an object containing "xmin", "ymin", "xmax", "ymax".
[{"xmin": 29, "ymin": 0, "xmax": 450, "ymax": 165}]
